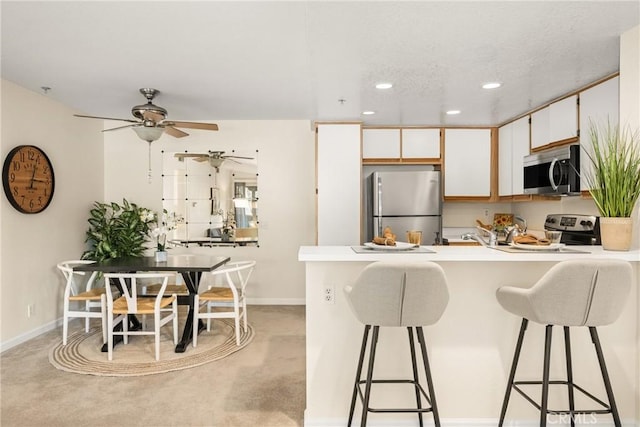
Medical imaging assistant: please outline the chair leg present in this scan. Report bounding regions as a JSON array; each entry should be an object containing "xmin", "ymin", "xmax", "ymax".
[
  {"xmin": 540, "ymin": 325, "xmax": 553, "ymax": 427},
  {"xmin": 590, "ymin": 327, "xmax": 622, "ymax": 427},
  {"xmin": 63, "ymin": 300, "xmax": 70, "ymax": 345},
  {"xmin": 563, "ymin": 327, "xmax": 575, "ymax": 427},
  {"xmin": 100, "ymin": 294, "xmax": 107, "ymax": 344},
  {"xmin": 416, "ymin": 327, "xmax": 440, "ymax": 427},
  {"xmin": 207, "ymin": 302, "xmax": 212, "ymax": 332},
  {"xmin": 234, "ymin": 304, "xmax": 241, "ymax": 346},
  {"xmin": 85, "ymin": 301, "xmax": 91, "ymax": 333},
  {"xmin": 107, "ymin": 310, "xmax": 114, "ymax": 361},
  {"xmin": 348, "ymin": 325, "xmax": 370, "ymax": 427},
  {"xmin": 499, "ymin": 318, "xmax": 528, "ymax": 427},
  {"xmin": 407, "ymin": 327, "xmax": 424, "ymax": 427},
  {"xmin": 154, "ymin": 311, "xmax": 161, "ymax": 361},
  {"xmin": 193, "ymin": 295, "xmax": 200, "ymax": 348},
  {"xmin": 360, "ymin": 325, "xmax": 379, "ymax": 427},
  {"xmin": 172, "ymin": 298, "xmax": 179, "ymax": 345}
]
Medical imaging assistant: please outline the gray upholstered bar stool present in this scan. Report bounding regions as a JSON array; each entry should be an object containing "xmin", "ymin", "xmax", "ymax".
[
  {"xmin": 344, "ymin": 261, "xmax": 449, "ymax": 427},
  {"xmin": 496, "ymin": 259, "xmax": 632, "ymax": 427}
]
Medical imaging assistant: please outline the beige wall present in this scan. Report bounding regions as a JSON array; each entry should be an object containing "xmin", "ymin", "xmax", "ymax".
[
  {"xmin": 0, "ymin": 80, "xmax": 104, "ymax": 349},
  {"xmin": 103, "ymin": 120, "xmax": 316, "ymax": 304}
]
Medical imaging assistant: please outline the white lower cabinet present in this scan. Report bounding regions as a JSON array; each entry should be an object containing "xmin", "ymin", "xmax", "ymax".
[
  {"xmin": 444, "ymin": 128, "xmax": 492, "ymax": 198},
  {"xmin": 316, "ymin": 123, "xmax": 362, "ymax": 245}
]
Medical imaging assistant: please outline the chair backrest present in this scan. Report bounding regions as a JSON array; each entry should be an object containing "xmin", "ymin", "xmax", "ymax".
[
  {"xmin": 528, "ymin": 259, "xmax": 632, "ymax": 326},
  {"xmin": 56, "ymin": 260, "xmax": 98, "ymax": 297},
  {"xmin": 344, "ymin": 261, "xmax": 449, "ymax": 327},
  {"xmin": 103, "ymin": 272, "xmax": 174, "ymax": 313},
  {"xmin": 204, "ymin": 260, "xmax": 256, "ymax": 296}
]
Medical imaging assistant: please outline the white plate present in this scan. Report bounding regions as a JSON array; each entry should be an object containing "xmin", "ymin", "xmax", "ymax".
[
  {"xmin": 364, "ymin": 241, "xmax": 418, "ymax": 251},
  {"xmin": 510, "ymin": 242, "xmax": 565, "ymax": 251}
]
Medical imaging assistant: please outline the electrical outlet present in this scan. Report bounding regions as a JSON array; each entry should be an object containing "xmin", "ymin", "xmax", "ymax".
[
  {"xmin": 483, "ymin": 208, "xmax": 490, "ymax": 221},
  {"xmin": 323, "ymin": 285, "xmax": 335, "ymax": 304}
]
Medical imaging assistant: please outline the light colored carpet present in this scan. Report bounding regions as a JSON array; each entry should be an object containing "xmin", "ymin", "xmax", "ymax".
[
  {"xmin": 49, "ymin": 318, "xmax": 254, "ymax": 376},
  {"xmin": 1, "ymin": 305, "xmax": 305, "ymax": 427}
]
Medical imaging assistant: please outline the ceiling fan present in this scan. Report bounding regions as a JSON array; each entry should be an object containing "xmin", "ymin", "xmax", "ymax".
[
  {"xmin": 74, "ymin": 88, "xmax": 219, "ymax": 142},
  {"xmin": 174, "ymin": 151, "xmax": 254, "ymax": 171}
]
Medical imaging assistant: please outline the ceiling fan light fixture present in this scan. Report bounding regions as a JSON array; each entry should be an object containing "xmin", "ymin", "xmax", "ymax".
[{"xmin": 133, "ymin": 125, "xmax": 164, "ymax": 142}]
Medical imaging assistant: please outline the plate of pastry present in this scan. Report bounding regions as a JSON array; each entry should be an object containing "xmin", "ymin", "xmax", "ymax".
[
  {"xmin": 364, "ymin": 242, "xmax": 418, "ymax": 251},
  {"xmin": 510, "ymin": 242, "xmax": 565, "ymax": 251}
]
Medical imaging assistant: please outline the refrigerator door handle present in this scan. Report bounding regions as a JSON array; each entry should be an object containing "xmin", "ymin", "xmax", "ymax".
[{"xmin": 376, "ymin": 175, "xmax": 383, "ymax": 237}]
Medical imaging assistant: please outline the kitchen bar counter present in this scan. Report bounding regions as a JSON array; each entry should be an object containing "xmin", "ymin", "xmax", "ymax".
[{"xmin": 299, "ymin": 245, "xmax": 640, "ymax": 427}]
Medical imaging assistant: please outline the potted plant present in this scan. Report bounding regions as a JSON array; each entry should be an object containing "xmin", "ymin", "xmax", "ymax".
[
  {"xmin": 82, "ymin": 199, "xmax": 156, "ymax": 262},
  {"xmin": 582, "ymin": 119, "xmax": 640, "ymax": 251}
]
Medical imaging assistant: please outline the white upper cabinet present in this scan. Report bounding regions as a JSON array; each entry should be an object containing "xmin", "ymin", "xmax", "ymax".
[
  {"xmin": 499, "ymin": 116, "xmax": 530, "ymax": 196},
  {"xmin": 401, "ymin": 128, "xmax": 440, "ymax": 159},
  {"xmin": 579, "ymin": 76, "xmax": 619, "ymax": 191},
  {"xmin": 444, "ymin": 129, "xmax": 492, "ymax": 198},
  {"xmin": 316, "ymin": 124, "xmax": 362, "ymax": 245},
  {"xmin": 531, "ymin": 95, "xmax": 578, "ymax": 150},
  {"xmin": 362, "ymin": 129, "xmax": 401, "ymax": 159}
]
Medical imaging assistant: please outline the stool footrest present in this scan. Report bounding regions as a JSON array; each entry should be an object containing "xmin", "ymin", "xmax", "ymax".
[
  {"xmin": 513, "ymin": 380, "xmax": 613, "ymax": 414},
  {"xmin": 356, "ymin": 379, "xmax": 434, "ymax": 413}
]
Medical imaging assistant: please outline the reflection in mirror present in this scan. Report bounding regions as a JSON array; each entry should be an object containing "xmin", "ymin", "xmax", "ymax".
[{"xmin": 162, "ymin": 150, "xmax": 258, "ymax": 247}]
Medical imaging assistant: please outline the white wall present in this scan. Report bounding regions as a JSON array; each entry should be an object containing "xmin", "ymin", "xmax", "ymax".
[
  {"xmin": 0, "ymin": 80, "xmax": 104, "ymax": 349},
  {"xmin": 103, "ymin": 120, "xmax": 316, "ymax": 304}
]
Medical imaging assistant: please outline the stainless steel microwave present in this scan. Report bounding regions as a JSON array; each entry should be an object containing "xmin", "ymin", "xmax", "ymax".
[{"xmin": 523, "ymin": 145, "xmax": 581, "ymax": 195}]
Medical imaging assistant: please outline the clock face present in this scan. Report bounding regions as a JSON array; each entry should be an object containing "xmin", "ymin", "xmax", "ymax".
[{"xmin": 2, "ymin": 145, "xmax": 55, "ymax": 214}]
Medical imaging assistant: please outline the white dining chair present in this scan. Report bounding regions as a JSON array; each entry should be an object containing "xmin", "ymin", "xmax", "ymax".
[
  {"xmin": 56, "ymin": 260, "xmax": 109, "ymax": 345},
  {"xmin": 193, "ymin": 260, "xmax": 256, "ymax": 347},
  {"xmin": 103, "ymin": 272, "xmax": 179, "ymax": 361}
]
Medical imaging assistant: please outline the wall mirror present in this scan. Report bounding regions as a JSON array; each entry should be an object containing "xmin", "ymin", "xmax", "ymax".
[{"xmin": 162, "ymin": 150, "xmax": 258, "ymax": 247}]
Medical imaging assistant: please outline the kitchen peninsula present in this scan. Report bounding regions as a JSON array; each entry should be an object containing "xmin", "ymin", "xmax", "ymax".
[{"xmin": 298, "ymin": 245, "xmax": 640, "ymax": 426}]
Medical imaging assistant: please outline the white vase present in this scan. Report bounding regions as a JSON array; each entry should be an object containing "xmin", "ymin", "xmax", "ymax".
[
  {"xmin": 155, "ymin": 250, "xmax": 168, "ymax": 262},
  {"xmin": 599, "ymin": 217, "xmax": 633, "ymax": 251}
]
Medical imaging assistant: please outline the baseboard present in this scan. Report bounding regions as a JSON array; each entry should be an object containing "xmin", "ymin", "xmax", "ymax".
[
  {"xmin": 247, "ymin": 297, "xmax": 305, "ymax": 305},
  {"xmin": 303, "ymin": 416, "xmax": 638, "ymax": 427},
  {"xmin": 0, "ymin": 318, "xmax": 62, "ymax": 353}
]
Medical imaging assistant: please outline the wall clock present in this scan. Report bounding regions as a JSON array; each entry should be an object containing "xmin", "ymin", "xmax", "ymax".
[{"xmin": 2, "ymin": 145, "xmax": 55, "ymax": 213}]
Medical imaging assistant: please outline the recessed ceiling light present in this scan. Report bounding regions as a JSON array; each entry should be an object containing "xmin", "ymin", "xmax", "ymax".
[
  {"xmin": 446, "ymin": 110, "xmax": 461, "ymax": 115},
  {"xmin": 482, "ymin": 82, "xmax": 502, "ymax": 89},
  {"xmin": 362, "ymin": 111, "xmax": 376, "ymax": 115},
  {"xmin": 375, "ymin": 83, "xmax": 393, "ymax": 89}
]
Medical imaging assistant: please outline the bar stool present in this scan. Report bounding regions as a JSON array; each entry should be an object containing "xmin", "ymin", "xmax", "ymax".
[
  {"xmin": 496, "ymin": 259, "xmax": 632, "ymax": 427},
  {"xmin": 344, "ymin": 261, "xmax": 449, "ymax": 427}
]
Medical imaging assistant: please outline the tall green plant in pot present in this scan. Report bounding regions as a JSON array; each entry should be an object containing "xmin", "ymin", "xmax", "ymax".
[
  {"xmin": 583, "ymin": 119, "xmax": 640, "ymax": 251},
  {"xmin": 82, "ymin": 199, "xmax": 156, "ymax": 262}
]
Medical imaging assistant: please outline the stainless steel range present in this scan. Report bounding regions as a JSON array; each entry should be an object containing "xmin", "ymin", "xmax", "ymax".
[{"xmin": 544, "ymin": 214, "xmax": 601, "ymax": 245}]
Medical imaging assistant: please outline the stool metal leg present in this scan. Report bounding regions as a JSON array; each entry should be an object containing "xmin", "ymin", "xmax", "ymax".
[
  {"xmin": 540, "ymin": 325, "xmax": 553, "ymax": 427},
  {"xmin": 589, "ymin": 327, "xmax": 622, "ymax": 427},
  {"xmin": 407, "ymin": 327, "xmax": 424, "ymax": 427},
  {"xmin": 360, "ymin": 325, "xmax": 380, "ymax": 427},
  {"xmin": 348, "ymin": 325, "xmax": 371, "ymax": 427},
  {"xmin": 416, "ymin": 326, "xmax": 440, "ymax": 427},
  {"xmin": 498, "ymin": 318, "xmax": 528, "ymax": 427},
  {"xmin": 563, "ymin": 327, "xmax": 575, "ymax": 427}
]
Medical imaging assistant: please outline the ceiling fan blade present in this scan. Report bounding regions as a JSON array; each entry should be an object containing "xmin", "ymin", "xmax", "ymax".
[
  {"xmin": 174, "ymin": 153, "xmax": 209, "ymax": 158},
  {"xmin": 74, "ymin": 114, "xmax": 139, "ymax": 123},
  {"xmin": 102, "ymin": 124, "xmax": 138, "ymax": 132},
  {"xmin": 166, "ymin": 121, "xmax": 219, "ymax": 131},
  {"xmin": 164, "ymin": 126, "xmax": 189, "ymax": 138},
  {"xmin": 223, "ymin": 155, "xmax": 254, "ymax": 160}
]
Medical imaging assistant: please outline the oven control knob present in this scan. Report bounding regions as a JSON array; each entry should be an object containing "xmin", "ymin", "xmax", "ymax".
[
  {"xmin": 580, "ymin": 220, "xmax": 593, "ymax": 227},
  {"xmin": 547, "ymin": 218, "xmax": 556, "ymax": 224}
]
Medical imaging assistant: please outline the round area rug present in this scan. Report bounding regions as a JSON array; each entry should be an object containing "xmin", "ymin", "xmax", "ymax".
[{"xmin": 49, "ymin": 319, "xmax": 254, "ymax": 376}]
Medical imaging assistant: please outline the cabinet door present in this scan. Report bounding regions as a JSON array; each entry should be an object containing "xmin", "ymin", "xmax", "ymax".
[
  {"xmin": 549, "ymin": 94, "xmax": 578, "ymax": 142},
  {"xmin": 531, "ymin": 107, "xmax": 550, "ymax": 149},
  {"xmin": 444, "ymin": 129, "xmax": 492, "ymax": 198},
  {"xmin": 498, "ymin": 124, "xmax": 513, "ymax": 196},
  {"xmin": 401, "ymin": 128, "xmax": 440, "ymax": 159},
  {"xmin": 511, "ymin": 116, "xmax": 530, "ymax": 195},
  {"xmin": 362, "ymin": 129, "xmax": 401, "ymax": 159},
  {"xmin": 317, "ymin": 124, "xmax": 361, "ymax": 245},
  {"xmin": 579, "ymin": 77, "xmax": 619, "ymax": 191}
]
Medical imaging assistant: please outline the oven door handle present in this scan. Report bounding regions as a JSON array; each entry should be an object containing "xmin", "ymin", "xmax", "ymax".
[{"xmin": 548, "ymin": 158, "xmax": 559, "ymax": 191}]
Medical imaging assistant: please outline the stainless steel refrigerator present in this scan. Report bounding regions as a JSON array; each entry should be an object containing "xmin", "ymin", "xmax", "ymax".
[{"xmin": 366, "ymin": 170, "xmax": 442, "ymax": 244}]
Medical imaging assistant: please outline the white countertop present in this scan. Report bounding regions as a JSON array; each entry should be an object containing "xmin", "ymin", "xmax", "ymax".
[{"xmin": 298, "ymin": 245, "xmax": 640, "ymax": 262}]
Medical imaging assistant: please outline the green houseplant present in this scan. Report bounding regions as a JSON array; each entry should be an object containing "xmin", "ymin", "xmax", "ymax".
[
  {"xmin": 82, "ymin": 199, "xmax": 156, "ymax": 262},
  {"xmin": 583, "ymin": 119, "xmax": 640, "ymax": 250}
]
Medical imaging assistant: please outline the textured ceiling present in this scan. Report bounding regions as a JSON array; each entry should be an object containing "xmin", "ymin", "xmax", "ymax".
[{"xmin": 2, "ymin": 1, "xmax": 639, "ymax": 127}]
